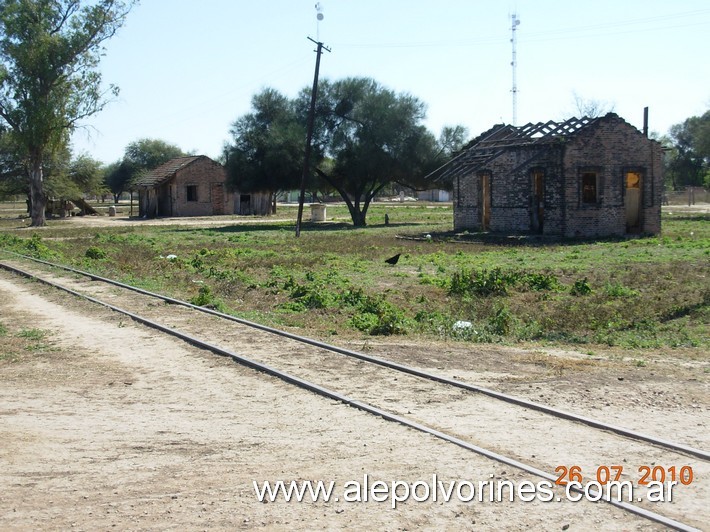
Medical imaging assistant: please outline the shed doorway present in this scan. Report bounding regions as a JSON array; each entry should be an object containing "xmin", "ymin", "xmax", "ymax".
[
  {"xmin": 625, "ymin": 171, "xmax": 642, "ymax": 232},
  {"xmin": 530, "ymin": 170, "xmax": 545, "ymax": 234},
  {"xmin": 239, "ymin": 194, "xmax": 252, "ymax": 215},
  {"xmin": 480, "ymin": 172, "xmax": 491, "ymax": 231}
]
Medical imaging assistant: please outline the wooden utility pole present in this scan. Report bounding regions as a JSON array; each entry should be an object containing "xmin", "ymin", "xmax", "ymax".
[{"xmin": 296, "ymin": 37, "xmax": 330, "ymax": 238}]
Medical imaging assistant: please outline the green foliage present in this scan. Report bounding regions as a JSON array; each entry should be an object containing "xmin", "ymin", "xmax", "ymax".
[
  {"xmin": 17, "ymin": 328, "xmax": 46, "ymax": 341},
  {"xmin": 225, "ymin": 77, "xmax": 465, "ymax": 227},
  {"xmin": 85, "ymin": 246, "xmax": 107, "ymax": 260},
  {"xmin": 105, "ymin": 138, "xmax": 185, "ymax": 199},
  {"xmin": 571, "ymin": 278, "xmax": 592, "ymax": 296},
  {"xmin": 0, "ymin": 0, "xmax": 136, "ymax": 225},
  {"xmin": 665, "ymin": 109, "xmax": 710, "ymax": 189},
  {"xmin": 449, "ymin": 267, "xmax": 515, "ymax": 296},
  {"xmin": 603, "ymin": 282, "xmax": 638, "ymax": 298},
  {"xmin": 449, "ymin": 268, "xmax": 561, "ymax": 297},
  {"xmin": 189, "ymin": 284, "xmax": 228, "ymax": 313},
  {"xmin": 22, "ymin": 234, "xmax": 55, "ymax": 259},
  {"xmin": 312, "ymin": 77, "xmax": 453, "ymax": 226},
  {"xmin": 487, "ymin": 304, "xmax": 515, "ymax": 336},
  {"xmin": 1, "ymin": 205, "xmax": 707, "ymax": 350},
  {"xmin": 348, "ymin": 294, "xmax": 409, "ymax": 336},
  {"xmin": 225, "ymin": 88, "xmax": 304, "ymax": 194},
  {"xmin": 524, "ymin": 271, "xmax": 562, "ymax": 291},
  {"xmin": 124, "ymin": 138, "xmax": 186, "ymax": 171}
]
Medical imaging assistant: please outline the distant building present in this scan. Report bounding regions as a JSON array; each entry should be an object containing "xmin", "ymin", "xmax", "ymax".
[
  {"xmin": 133, "ymin": 156, "xmax": 272, "ymax": 218},
  {"xmin": 440, "ymin": 113, "xmax": 662, "ymax": 237},
  {"xmin": 133, "ymin": 156, "xmax": 231, "ymax": 218},
  {"xmin": 417, "ymin": 189, "xmax": 451, "ymax": 202}
]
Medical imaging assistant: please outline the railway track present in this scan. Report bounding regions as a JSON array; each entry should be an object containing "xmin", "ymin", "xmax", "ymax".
[{"xmin": 0, "ymin": 251, "xmax": 707, "ymax": 531}]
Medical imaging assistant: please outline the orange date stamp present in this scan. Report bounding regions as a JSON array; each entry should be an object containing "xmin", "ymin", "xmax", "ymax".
[{"xmin": 555, "ymin": 465, "xmax": 694, "ymax": 486}]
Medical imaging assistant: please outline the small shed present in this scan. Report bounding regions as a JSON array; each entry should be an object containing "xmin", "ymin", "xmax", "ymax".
[
  {"xmin": 440, "ymin": 113, "xmax": 663, "ymax": 237},
  {"xmin": 133, "ymin": 156, "xmax": 233, "ymax": 218},
  {"xmin": 234, "ymin": 191, "xmax": 274, "ymax": 216}
]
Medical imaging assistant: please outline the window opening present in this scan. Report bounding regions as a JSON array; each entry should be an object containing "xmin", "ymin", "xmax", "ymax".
[{"xmin": 581, "ymin": 172, "xmax": 598, "ymax": 204}]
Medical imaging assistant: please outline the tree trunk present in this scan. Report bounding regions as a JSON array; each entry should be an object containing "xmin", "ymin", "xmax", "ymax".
[
  {"xmin": 28, "ymin": 156, "xmax": 47, "ymax": 227},
  {"xmin": 348, "ymin": 202, "xmax": 367, "ymax": 227}
]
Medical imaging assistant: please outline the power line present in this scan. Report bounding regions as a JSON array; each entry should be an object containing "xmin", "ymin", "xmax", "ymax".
[{"xmin": 331, "ymin": 8, "xmax": 710, "ymax": 50}]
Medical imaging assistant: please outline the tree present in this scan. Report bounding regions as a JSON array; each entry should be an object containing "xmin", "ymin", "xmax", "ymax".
[
  {"xmin": 224, "ymin": 88, "xmax": 304, "ymax": 211},
  {"xmin": 124, "ymin": 138, "xmax": 186, "ymax": 172},
  {"xmin": 666, "ymin": 110, "xmax": 710, "ymax": 189},
  {"xmin": 0, "ymin": 0, "xmax": 135, "ymax": 226},
  {"xmin": 0, "ymin": 126, "xmax": 26, "ymax": 198},
  {"xmin": 104, "ymin": 159, "xmax": 134, "ymax": 203},
  {"xmin": 570, "ymin": 91, "xmax": 616, "ymax": 118},
  {"xmin": 309, "ymin": 77, "xmax": 449, "ymax": 226},
  {"xmin": 67, "ymin": 153, "xmax": 106, "ymax": 197},
  {"xmin": 105, "ymin": 138, "xmax": 185, "ymax": 202}
]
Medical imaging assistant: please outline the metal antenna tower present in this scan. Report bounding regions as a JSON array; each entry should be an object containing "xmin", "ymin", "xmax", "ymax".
[
  {"xmin": 315, "ymin": 2, "xmax": 324, "ymax": 41},
  {"xmin": 510, "ymin": 13, "xmax": 520, "ymax": 125}
]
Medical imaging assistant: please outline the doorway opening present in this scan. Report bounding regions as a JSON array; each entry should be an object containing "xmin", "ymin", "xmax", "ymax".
[
  {"xmin": 531, "ymin": 169, "xmax": 545, "ymax": 233},
  {"xmin": 479, "ymin": 171, "xmax": 491, "ymax": 231},
  {"xmin": 625, "ymin": 171, "xmax": 642, "ymax": 232}
]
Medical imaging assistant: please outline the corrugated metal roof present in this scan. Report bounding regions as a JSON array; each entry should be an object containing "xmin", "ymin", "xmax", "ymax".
[{"xmin": 132, "ymin": 156, "xmax": 205, "ymax": 188}]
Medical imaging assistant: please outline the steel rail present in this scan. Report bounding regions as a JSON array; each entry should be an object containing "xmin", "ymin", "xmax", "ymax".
[
  {"xmin": 0, "ymin": 260, "xmax": 700, "ymax": 532},
  {"xmin": 1, "ymin": 251, "xmax": 709, "ymax": 464}
]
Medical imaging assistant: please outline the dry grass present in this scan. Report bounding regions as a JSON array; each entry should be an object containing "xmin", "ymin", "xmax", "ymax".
[
  {"xmin": 0, "ymin": 204, "xmax": 707, "ymax": 351},
  {"xmin": 511, "ymin": 350, "xmax": 606, "ymax": 376}
]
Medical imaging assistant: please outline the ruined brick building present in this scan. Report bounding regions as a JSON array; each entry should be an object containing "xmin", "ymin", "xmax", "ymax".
[
  {"xmin": 442, "ymin": 113, "xmax": 663, "ymax": 237},
  {"xmin": 134, "ymin": 156, "xmax": 232, "ymax": 218},
  {"xmin": 133, "ymin": 155, "xmax": 272, "ymax": 218}
]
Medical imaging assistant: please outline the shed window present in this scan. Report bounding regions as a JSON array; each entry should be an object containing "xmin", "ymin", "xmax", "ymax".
[
  {"xmin": 186, "ymin": 185, "xmax": 198, "ymax": 202},
  {"xmin": 581, "ymin": 172, "xmax": 598, "ymax": 204}
]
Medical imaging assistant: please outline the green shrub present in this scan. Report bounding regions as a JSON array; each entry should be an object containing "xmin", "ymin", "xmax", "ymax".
[
  {"xmin": 487, "ymin": 304, "xmax": 515, "ymax": 336},
  {"xmin": 604, "ymin": 283, "xmax": 639, "ymax": 298},
  {"xmin": 85, "ymin": 246, "xmax": 107, "ymax": 260},
  {"xmin": 348, "ymin": 294, "xmax": 408, "ymax": 335},
  {"xmin": 523, "ymin": 272, "xmax": 561, "ymax": 291},
  {"xmin": 24, "ymin": 234, "xmax": 55, "ymax": 259},
  {"xmin": 190, "ymin": 284, "xmax": 228, "ymax": 313},
  {"xmin": 571, "ymin": 278, "xmax": 592, "ymax": 296},
  {"xmin": 449, "ymin": 267, "xmax": 519, "ymax": 296}
]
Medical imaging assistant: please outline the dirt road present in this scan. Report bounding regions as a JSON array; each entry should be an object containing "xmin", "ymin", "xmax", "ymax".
[{"xmin": 0, "ymin": 267, "xmax": 707, "ymax": 530}]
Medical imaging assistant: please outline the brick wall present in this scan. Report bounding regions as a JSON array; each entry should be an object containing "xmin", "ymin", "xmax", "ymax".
[
  {"xmin": 453, "ymin": 115, "xmax": 662, "ymax": 237},
  {"xmin": 172, "ymin": 158, "xmax": 232, "ymax": 217},
  {"xmin": 561, "ymin": 117, "xmax": 662, "ymax": 237}
]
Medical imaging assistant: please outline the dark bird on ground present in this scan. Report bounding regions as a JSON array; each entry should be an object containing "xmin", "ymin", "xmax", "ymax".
[{"xmin": 384, "ymin": 253, "xmax": 401, "ymax": 265}]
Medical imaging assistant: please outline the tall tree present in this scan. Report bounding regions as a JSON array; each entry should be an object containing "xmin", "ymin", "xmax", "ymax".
[
  {"xmin": 104, "ymin": 159, "xmax": 134, "ymax": 203},
  {"xmin": 124, "ymin": 138, "xmax": 186, "ymax": 172},
  {"xmin": 0, "ymin": 126, "xmax": 26, "ymax": 198},
  {"xmin": 105, "ymin": 138, "xmax": 185, "ymax": 202},
  {"xmin": 66, "ymin": 153, "xmax": 105, "ymax": 197},
  {"xmin": 666, "ymin": 110, "xmax": 710, "ymax": 189},
  {"xmin": 0, "ymin": 0, "xmax": 135, "ymax": 226},
  {"xmin": 224, "ymin": 88, "xmax": 304, "ymax": 210},
  {"xmin": 310, "ymin": 77, "xmax": 446, "ymax": 227}
]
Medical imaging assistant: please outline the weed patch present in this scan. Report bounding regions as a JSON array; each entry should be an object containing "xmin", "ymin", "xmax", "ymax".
[{"xmin": 1, "ymin": 206, "xmax": 706, "ymax": 350}]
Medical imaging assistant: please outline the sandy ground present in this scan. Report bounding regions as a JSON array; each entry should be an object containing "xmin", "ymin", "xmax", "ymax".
[
  {"xmin": 0, "ymin": 267, "xmax": 708, "ymax": 530},
  {"xmin": 0, "ymin": 204, "xmax": 708, "ymax": 530}
]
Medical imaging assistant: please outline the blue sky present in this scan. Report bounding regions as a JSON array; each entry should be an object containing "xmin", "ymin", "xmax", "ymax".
[{"xmin": 71, "ymin": 0, "xmax": 710, "ymax": 164}]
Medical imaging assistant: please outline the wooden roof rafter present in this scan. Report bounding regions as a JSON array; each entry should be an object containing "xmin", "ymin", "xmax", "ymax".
[{"xmin": 428, "ymin": 113, "xmax": 643, "ymax": 184}]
